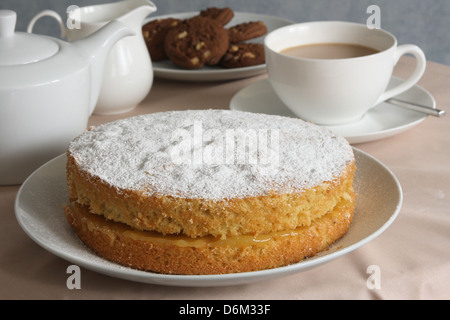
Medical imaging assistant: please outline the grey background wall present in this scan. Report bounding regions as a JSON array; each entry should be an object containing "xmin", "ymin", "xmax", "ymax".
[{"xmin": 2, "ymin": 0, "xmax": 449, "ymax": 65}]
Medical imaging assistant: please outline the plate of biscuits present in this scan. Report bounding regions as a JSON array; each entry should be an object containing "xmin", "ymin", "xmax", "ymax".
[{"xmin": 142, "ymin": 8, "xmax": 293, "ymax": 81}]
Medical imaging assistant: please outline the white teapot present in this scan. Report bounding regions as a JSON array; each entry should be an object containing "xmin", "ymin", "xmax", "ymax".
[
  {"xmin": 28, "ymin": 0, "xmax": 157, "ymax": 115},
  {"xmin": 0, "ymin": 10, "xmax": 133, "ymax": 185}
]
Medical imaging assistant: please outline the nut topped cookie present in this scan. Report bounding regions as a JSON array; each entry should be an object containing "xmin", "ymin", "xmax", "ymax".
[
  {"xmin": 199, "ymin": 7, "xmax": 234, "ymax": 26},
  {"xmin": 164, "ymin": 16, "xmax": 229, "ymax": 69},
  {"xmin": 142, "ymin": 18, "xmax": 181, "ymax": 61},
  {"xmin": 227, "ymin": 21, "xmax": 268, "ymax": 42},
  {"xmin": 220, "ymin": 43, "xmax": 265, "ymax": 68}
]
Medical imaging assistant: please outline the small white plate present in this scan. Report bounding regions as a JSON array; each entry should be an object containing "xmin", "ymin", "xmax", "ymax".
[
  {"xmin": 15, "ymin": 148, "xmax": 402, "ymax": 287},
  {"xmin": 145, "ymin": 12, "xmax": 293, "ymax": 81},
  {"xmin": 230, "ymin": 77, "xmax": 436, "ymax": 144}
]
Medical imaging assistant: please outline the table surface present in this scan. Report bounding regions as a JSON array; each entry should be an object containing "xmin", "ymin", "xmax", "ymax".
[{"xmin": 1, "ymin": 57, "xmax": 449, "ymax": 300}]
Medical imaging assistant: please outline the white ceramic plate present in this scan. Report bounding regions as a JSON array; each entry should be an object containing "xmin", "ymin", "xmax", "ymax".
[
  {"xmin": 230, "ymin": 77, "xmax": 436, "ymax": 144},
  {"xmin": 144, "ymin": 12, "xmax": 293, "ymax": 81},
  {"xmin": 15, "ymin": 148, "xmax": 402, "ymax": 287}
]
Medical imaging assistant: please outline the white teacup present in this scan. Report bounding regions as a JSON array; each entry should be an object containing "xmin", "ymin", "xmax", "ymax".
[{"xmin": 264, "ymin": 21, "xmax": 426, "ymax": 125}]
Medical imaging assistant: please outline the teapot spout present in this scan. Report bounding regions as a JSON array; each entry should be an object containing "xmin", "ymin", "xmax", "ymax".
[{"xmin": 72, "ymin": 20, "xmax": 134, "ymax": 115}]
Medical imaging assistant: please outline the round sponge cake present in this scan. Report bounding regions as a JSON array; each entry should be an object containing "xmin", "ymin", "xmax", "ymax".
[{"xmin": 65, "ymin": 109, "xmax": 355, "ymax": 274}]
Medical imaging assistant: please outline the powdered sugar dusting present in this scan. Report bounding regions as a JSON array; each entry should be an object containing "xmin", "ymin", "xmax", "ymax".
[{"xmin": 69, "ymin": 110, "xmax": 353, "ymax": 200}]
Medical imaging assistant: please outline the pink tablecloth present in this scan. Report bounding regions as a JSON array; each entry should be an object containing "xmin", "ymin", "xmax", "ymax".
[{"xmin": 1, "ymin": 57, "xmax": 449, "ymax": 300}]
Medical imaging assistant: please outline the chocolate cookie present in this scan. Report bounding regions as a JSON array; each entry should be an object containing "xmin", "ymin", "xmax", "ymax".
[
  {"xmin": 164, "ymin": 16, "xmax": 229, "ymax": 69},
  {"xmin": 219, "ymin": 43, "xmax": 265, "ymax": 68},
  {"xmin": 143, "ymin": 18, "xmax": 180, "ymax": 61},
  {"xmin": 199, "ymin": 7, "xmax": 234, "ymax": 26},
  {"xmin": 227, "ymin": 21, "xmax": 268, "ymax": 43}
]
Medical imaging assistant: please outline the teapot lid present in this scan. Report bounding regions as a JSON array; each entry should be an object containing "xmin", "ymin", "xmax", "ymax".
[{"xmin": 0, "ymin": 10, "xmax": 59, "ymax": 66}]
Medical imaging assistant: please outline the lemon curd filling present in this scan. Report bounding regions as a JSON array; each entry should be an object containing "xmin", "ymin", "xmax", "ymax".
[
  {"xmin": 76, "ymin": 194, "xmax": 353, "ymax": 249},
  {"xmin": 82, "ymin": 209, "xmax": 275, "ymax": 248}
]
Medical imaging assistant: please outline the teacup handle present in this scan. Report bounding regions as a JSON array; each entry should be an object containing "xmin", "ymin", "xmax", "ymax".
[
  {"xmin": 27, "ymin": 10, "xmax": 66, "ymax": 38},
  {"xmin": 374, "ymin": 44, "xmax": 426, "ymax": 106}
]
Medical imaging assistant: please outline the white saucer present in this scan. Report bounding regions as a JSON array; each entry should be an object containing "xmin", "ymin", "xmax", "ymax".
[
  {"xmin": 15, "ymin": 149, "xmax": 402, "ymax": 287},
  {"xmin": 145, "ymin": 12, "xmax": 293, "ymax": 81},
  {"xmin": 230, "ymin": 77, "xmax": 436, "ymax": 144}
]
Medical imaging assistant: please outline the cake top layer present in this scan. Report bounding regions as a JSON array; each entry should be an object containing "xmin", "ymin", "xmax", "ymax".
[{"xmin": 68, "ymin": 110, "xmax": 354, "ymax": 200}]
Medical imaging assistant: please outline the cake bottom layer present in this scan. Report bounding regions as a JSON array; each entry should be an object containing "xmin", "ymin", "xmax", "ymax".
[{"xmin": 64, "ymin": 198, "xmax": 354, "ymax": 275}]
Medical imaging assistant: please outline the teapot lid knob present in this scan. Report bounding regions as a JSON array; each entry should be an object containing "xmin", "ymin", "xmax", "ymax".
[
  {"xmin": 0, "ymin": 10, "xmax": 16, "ymax": 38},
  {"xmin": 0, "ymin": 9, "xmax": 59, "ymax": 66}
]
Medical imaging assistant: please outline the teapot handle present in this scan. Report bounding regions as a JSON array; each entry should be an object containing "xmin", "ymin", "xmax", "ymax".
[{"xmin": 27, "ymin": 10, "xmax": 66, "ymax": 38}]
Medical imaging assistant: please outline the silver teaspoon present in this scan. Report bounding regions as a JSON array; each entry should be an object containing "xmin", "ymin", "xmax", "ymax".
[{"xmin": 387, "ymin": 98, "xmax": 446, "ymax": 117}]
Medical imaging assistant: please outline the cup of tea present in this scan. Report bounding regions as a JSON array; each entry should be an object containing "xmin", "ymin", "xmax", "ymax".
[{"xmin": 264, "ymin": 21, "xmax": 426, "ymax": 125}]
